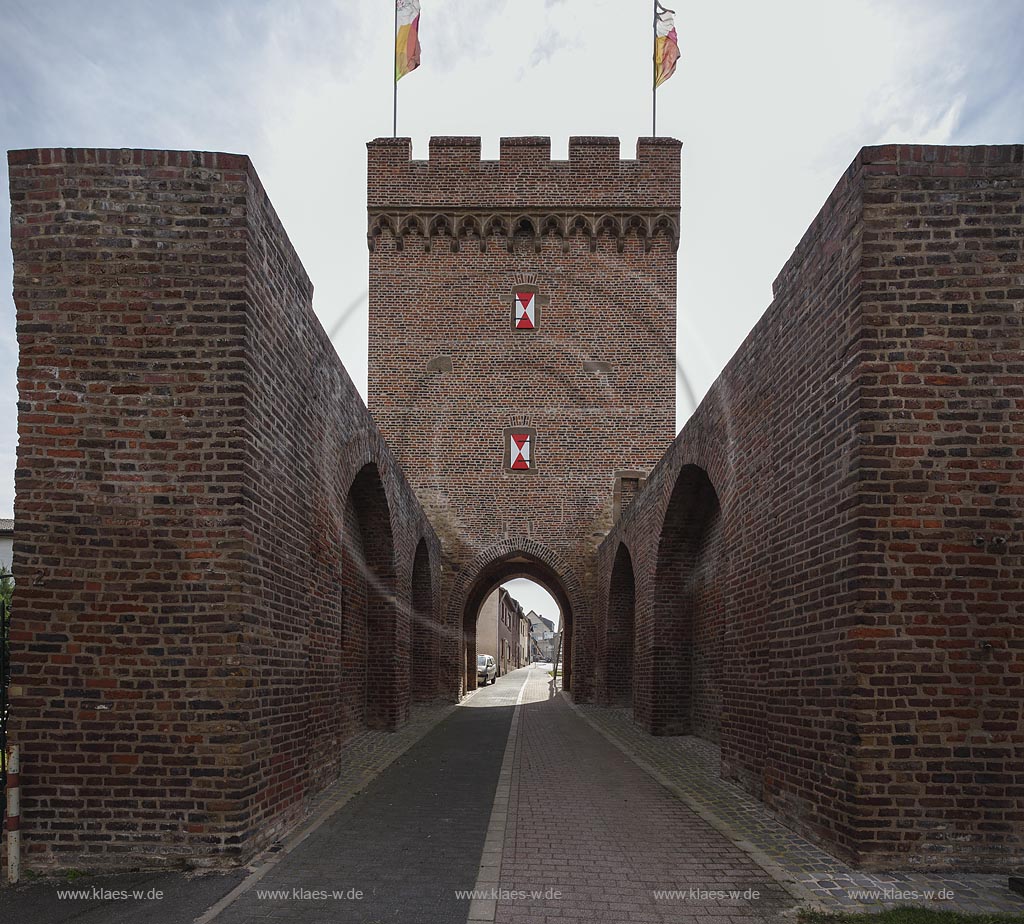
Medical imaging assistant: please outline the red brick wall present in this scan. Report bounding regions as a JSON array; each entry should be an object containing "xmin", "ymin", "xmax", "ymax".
[
  {"xmin": 366, "ymin": 136, "xmax": 680, "ymax": 698},
  {"xmin": 595, "ymin": 144, "xmax": 1024, "ymax": 871},
  {"xmin": 852, "ymin": 144, "xmax": 1024, "ymax": 868},
  {"xmin": 7, "ymin": 148, "xmax": 441, "ymax": 871},
  {"xmin": 9, "ymin": 140, "xmax": 1019, "ymax": 875}
]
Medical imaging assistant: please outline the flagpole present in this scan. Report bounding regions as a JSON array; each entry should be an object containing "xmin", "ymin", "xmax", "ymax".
[
  {"xmin": 393, "ymin": 0, "xmax": 398, "ymax": 137},
  {"xmin": 652, "ymin": 0, "xmax": 657, "ymax": 137}
]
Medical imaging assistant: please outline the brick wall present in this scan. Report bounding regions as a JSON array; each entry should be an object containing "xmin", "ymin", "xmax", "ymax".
[
  {"xmin": 852, "ymin": 144, "xmax": 1024, "ymax": 868},
  {"xmin": 594, "ymin": 144, "xmax": 1024, "ymax": 871},
  {"xmin": 7, "ymin": 148, "xmax": 441, "ymax": 871},
  {"xmin": 8, "ymin": 140, "xmax": 1019, "ymax": 875},
  {"xmin": 366, "ymin": 136, "xmax": 681, "ymax": 700}
]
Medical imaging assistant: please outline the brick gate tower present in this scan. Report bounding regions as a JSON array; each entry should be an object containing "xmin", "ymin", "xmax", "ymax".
[{"xmin": 367, "ymin": 136, "xmax": 681, "ymax": 697}]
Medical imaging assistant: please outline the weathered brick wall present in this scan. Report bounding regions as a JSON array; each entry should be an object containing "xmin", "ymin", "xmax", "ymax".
[
  {"xmin": 852, "ymin": 144, "xmax": 1024, "ymax": 868},
  {"xmin": 366, "ymin": 136, "xmax": 681, "ymax": 699},
  {"xmin": 9, "ymin": 140, "xmax": 1018, "ymax": 875},
  {"xmin": 240, "ymin": 165, "xmax": 443, "ymax": 849},
  {"xmin": 596, "ymin": 144, "xmax": 1023, "ymax": 871},
  {"xmin": 7, "ymin": 148, "xmax": 441, "ymax": 871}
]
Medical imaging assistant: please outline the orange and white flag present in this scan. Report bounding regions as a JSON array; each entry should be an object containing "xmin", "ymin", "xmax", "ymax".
[
  {"xmin": 654, "ymin": 2, "xmax": 679, "ymax": 88},
  {"xmin": 396, "ymin": 0, "xmax": 421, "ymax": 81}
]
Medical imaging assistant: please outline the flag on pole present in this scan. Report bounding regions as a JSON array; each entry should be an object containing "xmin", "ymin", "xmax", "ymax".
[
  {"xmin": 396, "ymin": 0, "xmax": 421, "ymax": 81},
  {"xmin": 654, "ymin": 2, "xmax": 679, "ymax": 88}
]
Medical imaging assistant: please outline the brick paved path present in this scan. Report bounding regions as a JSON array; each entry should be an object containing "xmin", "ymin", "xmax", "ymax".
[
  {"xmin": 574, "ymin": 703, "xmax": 1024, "ymax": 915},
  {"xmin": 15, "ymin": 663, "xmax": 1018, "ymax": 923},
  {"xmin": 487, "ymin": 667, "xmax": 794, "ymax": 924},
  {"xmin": 192, "ymin": 664, "xmax": 792, "ymax": 924}
]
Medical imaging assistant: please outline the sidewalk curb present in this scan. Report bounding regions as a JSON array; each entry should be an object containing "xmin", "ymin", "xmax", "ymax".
[{"xmin": 562, "ymin": 695, "xmax": 824, "ymax": 911}]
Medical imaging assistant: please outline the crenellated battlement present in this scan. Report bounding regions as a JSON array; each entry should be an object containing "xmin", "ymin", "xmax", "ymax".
[
  {"xmin": 366, "ymin": 135, "xmax": 681, "ymax": 211},
  {"xmin": 367, "ymin": 135, "xmax": 681, "ymax": 252}
]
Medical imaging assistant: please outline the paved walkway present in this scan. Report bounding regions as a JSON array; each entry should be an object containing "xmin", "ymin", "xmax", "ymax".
[
  {"xmin": 205, "ymin": 680, "xmax": 521, "ymax": 924},
  {"xmin": 489, "ymin": 667, "xmax": 793, "ymax": 924},
  {"xmin": 201, "ymin": 666, "xmax": 791, "ymax": 924},
  {"xmin": 4, "ymin": 665, "xmax": 1022, "ymax": 923},
  {"xmin": 574, "ymin": 702, "xmax": 1024, "ymax": 916}
]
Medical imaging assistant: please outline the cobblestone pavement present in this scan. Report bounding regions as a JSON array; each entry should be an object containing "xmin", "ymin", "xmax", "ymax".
[
  {"xmin": 489, "ymin": 668, "xmax": 795, "ymax": 924},
  {"xmin": 573, "ymin": 702, "xmax": 1024, "ymax": 915}
]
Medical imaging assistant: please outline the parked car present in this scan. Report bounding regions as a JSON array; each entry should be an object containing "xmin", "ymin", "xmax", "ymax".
[{"xmin": 477, "ymin": 654, "xmax": 497, "ymax": 685}]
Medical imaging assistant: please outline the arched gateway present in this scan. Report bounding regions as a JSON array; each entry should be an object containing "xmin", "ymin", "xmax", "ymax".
[
  {"xmin": 10, "ymin": 138, "xmax": 1021, "ymax": 875},
  {"xmin": 446, "ymin": 540, "xmax": 586, "ymax": 694}
]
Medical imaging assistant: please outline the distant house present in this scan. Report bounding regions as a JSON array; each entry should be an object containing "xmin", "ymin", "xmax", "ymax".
[
  {"xmin": 525, "ymin": 609, "xmax": 557, "ymax": 662},
  {"xmin": 477, "ymin": 587, "xmax": 533, "ymax": 675},
  {"xmin": 0, "ymin": 518, "xmax": 12, "ymax": 573}
]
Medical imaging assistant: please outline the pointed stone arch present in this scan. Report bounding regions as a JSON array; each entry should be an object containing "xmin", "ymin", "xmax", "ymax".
[
  {"xmin": 624, "ymin": 213, "xmax": 649, "ymax": 251},
  {"xmin": 605, "ymin": 542, "xmax": 636, "ymax": 706},
  {"xmin": 540, "ymin": 213, "xmax": 568, "ymax": 252},
  {"xmin": 569, "ymin": 213, "xmax": 596, "ymax": 251},
  {"xmin": 651, "ymin": 213, "xmax": 679, "ymax": 250},
  {"xmin": 399, "ymin": 213, "xmax": 425, "ymax": 248},
  {"xmin": 446, "ymin": 539, "xmax": 585, "ymax": 694},
  {"xmin": 512, "ymin": 214, "xmax": 540, "ymax": 253},
  {"xmin": 641, "ymin": 463, "xmax": 722, "ymax": 735},
  {"xmin": 367, "ymin": 213, "xmax": 397, "ymax": 251},
  {"xmin": 484, "ymin": 214, "xmax": 508, "ymax": 238},
  {"xmin": 426, "ymin": 213, "xmax": 454, "ymax": 252},
  {"xmin": 596, "ymin": 213, "xmax": 622, "ymax": 251},
  {"xmin": 458, "ymin": 214, "xmax": 484, "ymax": 253}
]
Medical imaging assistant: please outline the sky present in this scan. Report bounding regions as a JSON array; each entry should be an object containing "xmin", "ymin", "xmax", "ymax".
[{"xmin": 1, "ymin": 0, "xmax": 1023, "ymax": 526}]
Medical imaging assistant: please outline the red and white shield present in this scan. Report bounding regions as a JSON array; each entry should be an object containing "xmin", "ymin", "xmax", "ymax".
[
  {"xmin": 514, "ymin": 292, "xmax": 536, "ymax": 329},
  {"xmin": 510, "ymin": 433, "xmax": 531, "ymax": 470}
]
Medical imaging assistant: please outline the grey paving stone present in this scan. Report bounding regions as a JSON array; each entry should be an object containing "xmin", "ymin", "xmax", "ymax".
[
  {"xmin": 575, "ymin": 701, "xmax": 1024, "ymax": 915},
  {"xmin": 206, "ymin": 674, "xmax": 521, "ymax": 924}
]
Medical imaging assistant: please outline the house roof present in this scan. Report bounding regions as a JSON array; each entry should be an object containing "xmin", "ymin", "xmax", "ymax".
[{"xmin": 498, "ymin": 586, "xmax": 526, "ymax": 619}]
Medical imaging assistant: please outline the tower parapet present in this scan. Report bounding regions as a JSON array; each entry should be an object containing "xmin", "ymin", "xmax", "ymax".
[{"xmin": 367, "ymin": 135, "xmax": 681, "ymax": 252}]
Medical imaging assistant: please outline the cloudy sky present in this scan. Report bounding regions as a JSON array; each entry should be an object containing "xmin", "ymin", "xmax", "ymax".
[{"xmin": 1, "ymin": 0, "xmax": 1023, "ymax": 617}]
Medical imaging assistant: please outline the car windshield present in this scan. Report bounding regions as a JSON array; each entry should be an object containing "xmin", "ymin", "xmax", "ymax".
[{"xmin": 477, "ymin": 655, "xmax": 487, "ymax": 665}]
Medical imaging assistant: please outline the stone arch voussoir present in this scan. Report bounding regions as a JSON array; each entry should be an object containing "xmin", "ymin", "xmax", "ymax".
[{"xmin": 447, "ymin": 539, "xmax": 585, "ymax": 627}]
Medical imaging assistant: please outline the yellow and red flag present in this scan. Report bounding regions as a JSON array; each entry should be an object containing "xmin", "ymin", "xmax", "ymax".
[
  {"xmin": 396, "ymin": 0, "xmax": 421, "ymax": 82},
  {"xmin": 654, "ymin": 2, "xmax": 679, "ymax": 88}
]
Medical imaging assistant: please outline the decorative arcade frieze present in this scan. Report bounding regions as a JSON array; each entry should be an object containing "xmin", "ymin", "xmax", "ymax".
[{"xmin": 367, "ymin": 209, "xmax": 680, "ymax": 253}]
